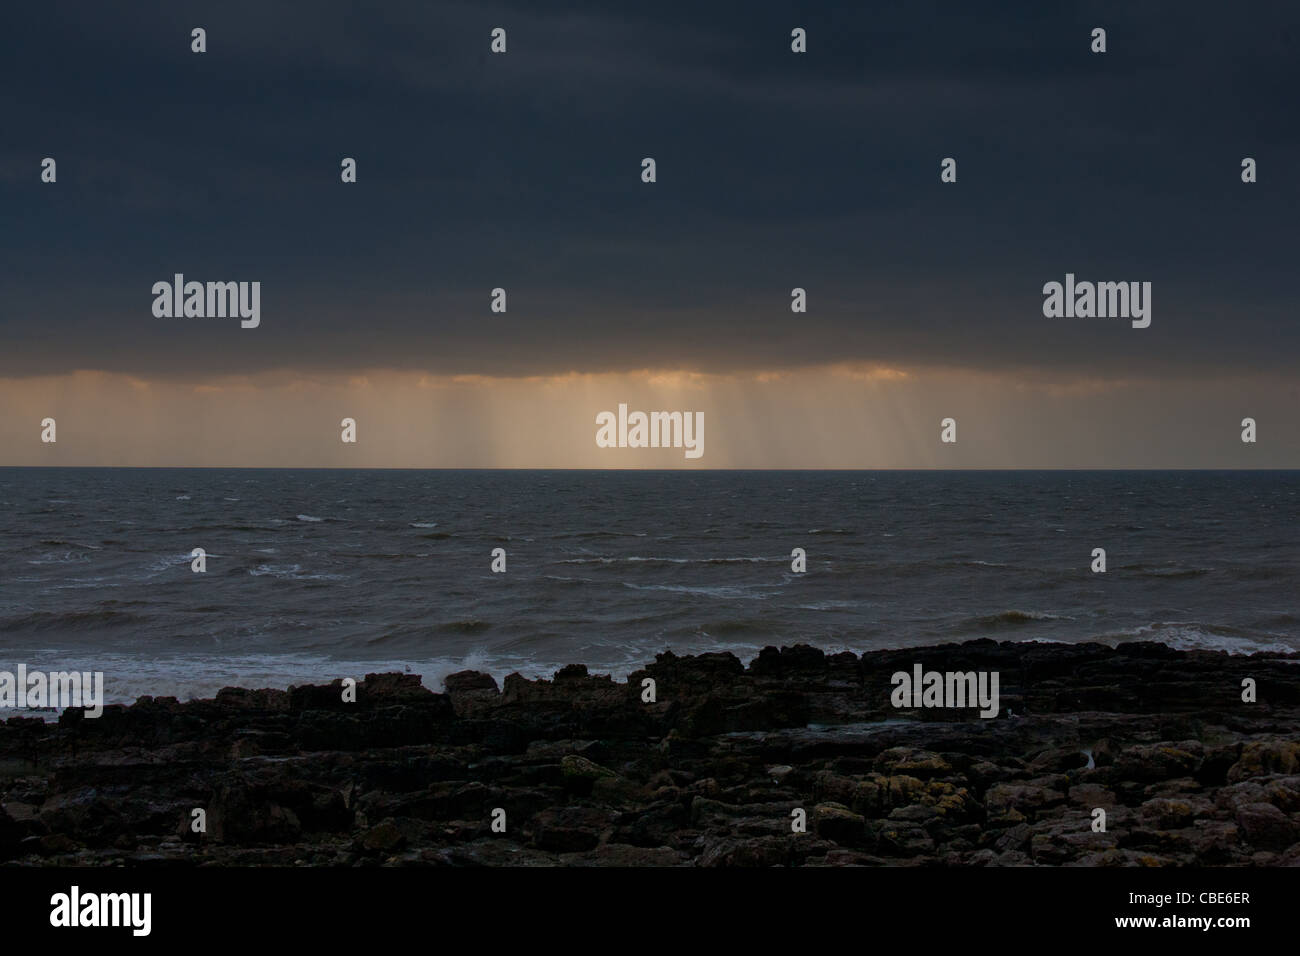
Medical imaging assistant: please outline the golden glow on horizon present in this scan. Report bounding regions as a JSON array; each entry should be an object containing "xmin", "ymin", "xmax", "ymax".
[{"xmin": 0, "ymin": 365, "xmax": 1294, "ymax": 468}]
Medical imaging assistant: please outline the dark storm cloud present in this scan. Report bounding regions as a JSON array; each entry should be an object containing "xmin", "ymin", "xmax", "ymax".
[{"xmin": 2, "ymin": 0, "xmax": 1297, "ymax": 379}]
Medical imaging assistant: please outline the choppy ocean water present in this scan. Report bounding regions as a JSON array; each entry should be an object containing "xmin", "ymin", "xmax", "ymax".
[{"xmin": 1, "ymin": 468, "xmax": 1296, "ymax": 707}]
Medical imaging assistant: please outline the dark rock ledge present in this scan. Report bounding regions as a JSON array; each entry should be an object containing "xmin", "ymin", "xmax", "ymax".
[{"xmin": 2, "ymin": 640, "xmax": 1298, "ymax": 866}]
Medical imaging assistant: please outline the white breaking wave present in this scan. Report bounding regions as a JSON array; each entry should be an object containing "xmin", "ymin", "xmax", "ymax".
[
  {"xmin": 1126, "ymin": 624, "xmax": 1296, "ymax": 656},
  {"xmin": 248, "ymin": 564, "xmax": 345, "ymax": 581}
]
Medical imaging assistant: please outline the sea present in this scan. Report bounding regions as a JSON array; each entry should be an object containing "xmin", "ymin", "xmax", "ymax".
[{"xmin": 2, "ymin": 468, "xmax": 1297, "ymax": 709}]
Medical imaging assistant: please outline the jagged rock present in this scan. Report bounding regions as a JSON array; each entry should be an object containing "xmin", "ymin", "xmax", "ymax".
[
  {"xmin": 360, "ymin": 820, "xmax": 406, "ymax": 852},
  {"xmin": 1138, "ymin": 796, "xmax": 1212, "ymax": 830},
  {"xmin": 985, "ymin": 782, "xmax": 1065, "ymax": 823},
  {"xmin": 561, "ymin": 754, "xmax": 616, "ymax": 784},
  {"xmin": 813, "ymin": 802, "xmax": 866, "ymax": 846},
  {"xmin": 0, "ymin": 640, "xmax": 1296, "ymax": 866},
  {"xmin": 1113, "ymin": 744, "xmax": 1201, "ymax": 783},
  {"xmin": 531, "ymin": 807, "xmax": 612, "ymax": 853},
  {"xmin": 1228, "ymin": 741, "xmax": 1300, "ymax": 782},
  {"xmin": 1235, "ymin": 802, "xmax": 1300, "ymax": 850},
  {"xmin": 873, "ymin": 748, "xmax": 953, "ymax": 779},
  {"xmin": 698, "ymin": 835, "xmax": 792, "ymax": 867}
]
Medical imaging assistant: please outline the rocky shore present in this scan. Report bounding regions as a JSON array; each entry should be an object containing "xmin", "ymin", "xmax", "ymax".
[{"xmin": 2, "ymin": 640, "xmax": 1299, "ymax": 866}]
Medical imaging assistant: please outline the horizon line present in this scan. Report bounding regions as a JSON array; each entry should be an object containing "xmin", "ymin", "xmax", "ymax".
[{"xmin": 2, "ymin": 466, "xmax": 1297, "ymax": 473}]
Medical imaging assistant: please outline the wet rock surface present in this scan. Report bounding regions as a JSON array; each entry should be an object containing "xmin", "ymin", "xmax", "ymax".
[{"xmin": 2, "ymin": 640, "xmax": 1298, "ymax": 866}]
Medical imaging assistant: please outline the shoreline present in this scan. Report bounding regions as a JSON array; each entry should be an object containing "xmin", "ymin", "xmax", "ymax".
[
  {"xmin": 5, "ymin": 629, "xmax": 1298, "ymax": 718},
  {"xmin": 2, "ymin": 638, "xmax": 1299, "ymax": 866}
]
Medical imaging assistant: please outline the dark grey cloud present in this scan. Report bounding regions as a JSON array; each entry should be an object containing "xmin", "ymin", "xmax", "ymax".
[{"xmin": 2, "ymin": 0, "xmax": 1297, "ymax": 379}]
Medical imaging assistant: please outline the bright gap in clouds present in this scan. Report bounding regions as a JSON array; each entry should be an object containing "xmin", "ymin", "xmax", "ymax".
[{"xmin": 0, "ymin": 364, "xmax": 1295, "ymax": 468}]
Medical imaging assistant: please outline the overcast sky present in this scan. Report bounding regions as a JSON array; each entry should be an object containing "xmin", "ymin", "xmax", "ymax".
[{"xmin": 2, "ymin": 1, "xmax": 1297, "ymax": 466}]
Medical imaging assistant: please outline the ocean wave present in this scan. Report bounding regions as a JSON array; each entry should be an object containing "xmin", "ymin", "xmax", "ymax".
[
  {"xmin": 1109, "ymin": 623, "xmax": 1297, "ymax": 656},
  {"xmin": 361, "ymin": 619, "xmax": 494, "ymax": 645},
  {"xmin": 967, "ymin": 609, "xmax": 1065, "ymax": 628},
  {"xmin": 872, "ymin": 558, "xmax": 1050, "ymax": 576},
  {"xmin": 695, "ymin": 617, "xmax": 779, "ymax": 635},
  {"xmin": 621, "ymin": 582, "xmax": 777, "ymax": 599},
  {"xmin": 178, "ymin": 523, "xmax": 283, "ymax": 533},
  {"xmin": 296, "ymin": 514, "xmax": 326, "ymax": 522},
  {"xmin": 2, "ymin": 608, "xmax": 147, "ymax": 631},
  {"xmin": 438, "ymin": 619, "xmax": 491, "ymax": 634},
  {"xmin": 44, "ymin": 578, "xmax": 123, "ymax": 591},
  {"xmin": 632, "ymin": 555, "xmax": 777, "ymax": 564},
  {"xmin": 557, "ymin": 555, "xmax": 777, "ymax": 565},
  {"xmin": 147, "ymin": 553, "xmax": 196, "ymax": 573},
  {"xmin": 346, "ymin": 552, "xmax": 428, "ymax": 560},
  {"xmin": 1117, "ymin": 564, "xmax": 1213, "ymax": 579},
  {"xmin": 555, "ymin": 530, "xmax": 649, "ymax": 539},
  {"xmin": 1224, "ymin": 565, "xmax": 1290, "ymax": 581},
  {"xmin": 249, "ymin": 563, "xmax": 302, "ymax": 576},
  {"xmin": 26, "ymin": 551, "xmax": 92, "ymax": 565},
  {"xmin": 1262, "ymin": 612, "xmax": 1300, "ymax": 626},
  {"xmin": 248, "ymin": 564, "xmax": 346, "ymax": 581},
  {"xmin": 409, "ymin": 522, "xmax": 438, "ymax": 528}
]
